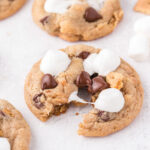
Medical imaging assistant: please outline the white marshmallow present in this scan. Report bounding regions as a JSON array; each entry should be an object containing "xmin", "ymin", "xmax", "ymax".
[
  {"xmin": 83, "ymin": 49, "xmax": 120, "ymax": 76},
  {"xmin": 0, "ymin": 138, "xmax": 10, "ymax": 150},
  {"xmin": 94, "ymin": 88, "xmax": 125, "ymax": 112},
  {"xmin": 40, "ymin": 50, "xmax": 71, "ymax": 76},
  {"xmin": 68, "ymin": 91, "xmax": 89, "ymax": 103},
  {"xmin": 128, "ymin": 34, "xmax": 150, "ymax": 61},
  {"xmin": 83, "ymin": 53, "xmax": 97, "ymax": 75},
  {"xmin": 86, "ymin": 0, "xmax": 105, "ymax": 11},
  {"xmin": 93, "ymin": 49, "xmax": 120, "ymax": 76},
  {"xmin": 134, "ymin": 17, "xmax": 150, "ymax": 38},
  {"xmin": 44, "ymin": 0, "xmax": 105, "ymax": 13},
  {"xmin": 44, "ymin": 0, "xmax": 81, "ymax": 13}
]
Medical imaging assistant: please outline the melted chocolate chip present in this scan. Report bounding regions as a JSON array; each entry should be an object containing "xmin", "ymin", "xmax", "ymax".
[
  {"xmin": 98, "ymin": 111, "xmax": 110, "ymax": 122},
  {"xmin": 90, "ymin": 73, "xmax": 98, "ymax": 79},
  {"xmin": 40, "ymin": 16, "xmax": 49, "ymax": 25},
  {"xmin": 33, "ymin": 93, "xmax": 44, "ymax": 109},
  {"xmin": 76, "ymin": 71, "xmax": 92, "ymax": 87},
  {"xmin": 0, "ymin": 110, "xmax": 5, "ymax": 117},
  {"xmin": 78, "ymin": 51, "xmax": 90, "ymax": 59},
  {"xmin": 84, "ymin": 7, "xmax": 103, "ymax": 22},
  {"xmin": 88, "ymin": 76, "xmax": 109, "ymax": 94},
  {"xmin": 98, "ymin": 111, "xmax": 116, "ymax": 122},
  {"xmin": 41, "ymin": 74, "xmax": 57, "ymax": 90},
  {"xmin": 77, "ymin": 87, "xmax": 91, "ymax": 102}
]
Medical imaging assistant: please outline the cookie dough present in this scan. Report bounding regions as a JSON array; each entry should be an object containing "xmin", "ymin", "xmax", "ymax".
[
  {"xmin": 32, "ymin": 0, "xmax": 123, "ymax": 42},
  {"xmin": 24, "ymin": 45, "xmax": 143, "ymax": 136},
  {"xmin": 134, "ymin": 0, "xmax": 150, "ymax": 15},
  {"xmin": 0, "ymin": 0, "xmax": 26, "ymax": 20},
  {"xmin": 0, "ymin": 99, "xmax": 31, "ymax": 150}
]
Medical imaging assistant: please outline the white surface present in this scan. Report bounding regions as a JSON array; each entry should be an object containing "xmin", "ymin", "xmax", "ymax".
[
  {"xmin": 128, "ymin": 34, "xmax": 150, "ymax": 61},
  {"xmin": 40, "ymin": 50, "xmax": 71, "ymax": 75},
  {"xmin": 0, "ymin": 138, "xmax": 10, "ymax": 150},
  {"xmin": 0, "ymin": 0, "xmax": 150, "ymax": 150},
  {"xmin": 94, "ymin": 88, "xmax": 125, "ymax": 112}
]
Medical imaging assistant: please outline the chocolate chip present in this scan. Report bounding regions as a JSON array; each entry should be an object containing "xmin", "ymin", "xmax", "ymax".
[
  {"xmin": 98, "ymin": 111, "xmax": 116, "ymax": 122},
  {"xmin": 88, "ymin": 76, "xmax": 109, "ymax": 94},
  {"xmin": 40, "ymin": 16, "xmax": 49, "ymax": 25},
  {"xmin": 33, "ymin": 93, "xmax": 44, "ymax": 109},
  {"xmin": 0, "ymin": 110, "xmax": 5, "ymax": 117},
  {"xmin": 77, "ymin": 87, "xmax": 91, "ymax": 101},
  {"xmin": 84, "ymin": 7, "xmax": 103, "ymax": 22},
  {"xmin": 90, "ymin": 73, "xmax": 98, "ymax": 79},
  {"xmin": 76, "ymin": 71, "xmax": 92, "ymax": 88},
  {"xmin": 41, "ymin": 74, "xmax": 57, "ymax": 90},
  {"xmin": 98, "ymin": 111, "xmax": 110, "ymax": 122},
  {"xmin": 78, "ymin": 51, "xmax": 90, "ymax": 59}
]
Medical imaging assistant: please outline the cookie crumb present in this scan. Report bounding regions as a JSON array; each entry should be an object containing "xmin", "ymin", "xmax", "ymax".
[{"xmin": 75, "ymin": 112, "xmax": 79, "ymax": 116}]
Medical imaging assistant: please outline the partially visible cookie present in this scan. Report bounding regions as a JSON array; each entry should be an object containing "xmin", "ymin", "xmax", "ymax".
[
  {"xmin": 134, "ymin": 0, "xmax": 150, "ymax": 15},
  {"xmin": 0, "ymin": 0, "xmax": 26, "ymax": 20},
  {"xmin": 0, "ymin": 99, "xmax": 31, "ymax": 150},
  {"xmin": 32, "ymin": 0, "xmax": 123, "ymax": 42}
]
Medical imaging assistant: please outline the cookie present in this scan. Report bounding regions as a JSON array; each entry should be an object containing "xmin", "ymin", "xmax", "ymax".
[
  {"xmin": 0, "ymin": 99, "xmax": 31, "ymax": 149},
  {"xmin": 32, "ymin": 0, "xmax": 123, "ymax": 42},
  {"xmin": 24, "ymin": 45, "xmax": 143, "ymax": 136},
  {"xmin": 134, "ymin": 0, "xmax": 150, "ymax": 15},
  {"xmin": 0, "ymin": 0, "xmax": 26, "ymax": 20}
]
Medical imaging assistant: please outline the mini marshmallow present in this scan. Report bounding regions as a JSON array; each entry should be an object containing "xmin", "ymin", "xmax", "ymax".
[
  {"xmin": 0, "ymin": 138, "xmax": 10, "ymax": 150},
  {"xmin": 83, "ymin": 53, "xmax": 98, "ymax": 75},
  {"xmin": 87, "ymin": 0, "xmax": 105, "ymax": 11},
  {"xmin": 44, "ymin": 0, "xmax": 105, "ymax": 13},
  {"xmin": 83, "ymin": 49, "xmax": 120, "ymax": 76},
  {"xmin": 44, "ymin": 0, "xmax": 80, "ymax": 13},
  {"xmin": 40, "ymin": 50, "xmax": 71, "ymax": 76},
  {"xmin": 134, "ymin": 17, "xmax": 150, "ymax": 38},
  {"xmin": 128, "ymin": 34, "xmax": 150, "ymax": 61},
  {"xmin": 94, "ymin": 88, "xmax": 125, "ymax": 112},
  {"xmin": 93, "ymin": 49, "xmax": 120, "ymax": 76},
  {"xmin": 68, "ymin": 91, "xmax": 90, "ymax": 104}
]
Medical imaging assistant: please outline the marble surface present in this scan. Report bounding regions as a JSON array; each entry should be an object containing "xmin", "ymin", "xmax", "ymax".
[{"xmin": 0, "ymin": 0, "xmax": 150, "ymax": 150}]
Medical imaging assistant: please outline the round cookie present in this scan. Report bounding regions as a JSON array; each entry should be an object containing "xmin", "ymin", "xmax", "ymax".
[
  {"xmin": 32, "ymin": 0, "xmax": 123, "ymax": 42},
  {"xmin": 24, "ymin": 45, "xmax": 143, "ymax": 136},
  {"xmin": 0, "ymin": 99, "xmax": 31, "ymax": 149},
  {"xmin": 0, "ymin": 0, "xmax": 26, "ymax": 20}
]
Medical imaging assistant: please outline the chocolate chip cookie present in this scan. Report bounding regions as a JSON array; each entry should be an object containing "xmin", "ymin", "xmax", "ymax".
[
  {"xmin": 24, "ymin": 45, "xmax": 143, "ymax": 136},
  {"xmin": 32, "ymin": 0, "xmax": 123, "ymax": 42},
  {"xmin": 0, "ymin": 0, "xmax": 26, "ymax": 20},
  {"xmin": 134, "ymin": 0, "xmax": 150, "ymax": 15},
  {"xmin": 0, "ymin": 99, "xmax": 31, "ymax": 149}
]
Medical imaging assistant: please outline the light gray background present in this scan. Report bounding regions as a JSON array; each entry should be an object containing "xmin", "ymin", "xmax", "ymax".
[{"xmin": 0, "ymin": 0, "xmax": 150, "ymax": 150}]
